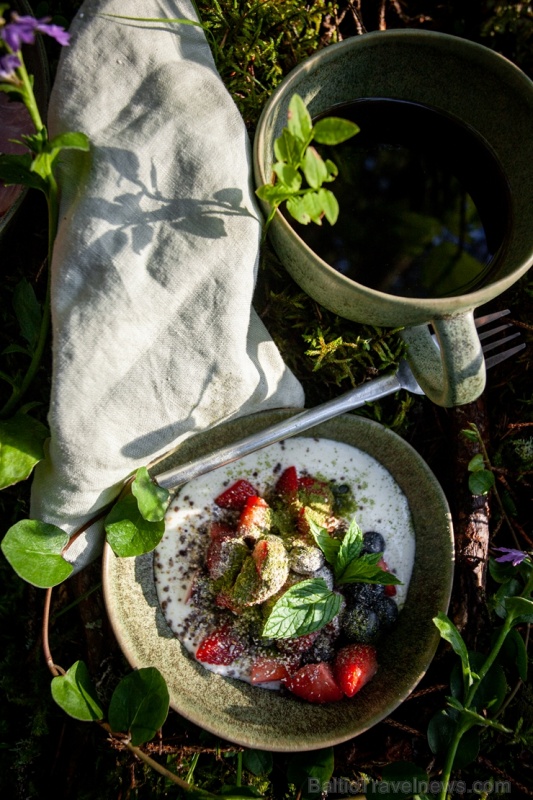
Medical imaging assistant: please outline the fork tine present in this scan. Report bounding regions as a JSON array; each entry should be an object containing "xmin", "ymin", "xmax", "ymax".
[
  {"xmin": 475, "ymin": 308, "xmax": 511, "ymax": 328},
  {"xmin": 478, "ymin": 322, "xmax": 512, "ymax": 341},
  {"xmin": 481, "ymin": 331, "xmax": 522, "ymax": 354},
  {"xmin": 485, "ymin": 342, "xmax": 526, "ymax": 369}
]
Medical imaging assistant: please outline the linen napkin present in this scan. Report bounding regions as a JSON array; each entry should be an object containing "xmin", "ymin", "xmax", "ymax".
[{"xmin": 30, "ymin": 0, "xmax": 304, "ymax": 570}]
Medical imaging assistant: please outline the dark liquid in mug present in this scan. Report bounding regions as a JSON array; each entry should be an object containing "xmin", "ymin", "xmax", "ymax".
[{"xmin": 289, "ymin": 99, "xmax": 511, "ymax": 299}]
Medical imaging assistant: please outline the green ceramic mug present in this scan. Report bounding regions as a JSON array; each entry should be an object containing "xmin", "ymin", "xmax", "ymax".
[{"xmin": 253, "ymin": 30, "xmax": 533, "ymax": 406}]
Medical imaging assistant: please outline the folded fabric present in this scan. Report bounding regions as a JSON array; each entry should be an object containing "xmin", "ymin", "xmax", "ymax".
[{"xmin": 30, "ymin": 0, "xmax": 304, "ymax": 571}]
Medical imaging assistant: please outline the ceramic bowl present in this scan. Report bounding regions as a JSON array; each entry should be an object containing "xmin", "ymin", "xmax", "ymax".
[{"xmin": 102, "ymin": 411, "xmax": 453, "ymax": 751}]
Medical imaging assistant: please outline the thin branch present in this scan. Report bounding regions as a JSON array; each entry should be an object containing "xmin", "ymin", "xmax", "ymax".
[{"xmin": 42, "ymin": 587, "xmax": 65, "ymax": 677}]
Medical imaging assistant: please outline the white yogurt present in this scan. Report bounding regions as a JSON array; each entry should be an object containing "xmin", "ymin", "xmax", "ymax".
[{"xmin": 154, "ymin": 437, "xmax": 416, "ymax": 685}]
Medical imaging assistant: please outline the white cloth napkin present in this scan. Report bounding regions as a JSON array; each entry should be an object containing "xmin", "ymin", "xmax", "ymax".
[{"xmin": 30, "ymin": 0, "xmax": 304, "ymax": 570}]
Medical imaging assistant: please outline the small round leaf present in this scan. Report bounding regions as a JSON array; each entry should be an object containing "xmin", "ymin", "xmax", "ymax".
[
  {"xmin": 1, "ymin": 518, "xmax": 73, "ymax": 587},
  {"xmin": 468, "ymin": 469, "xmax": 495, "ymax": 495},
  {"xmin": 105, "ymin": 493, "xmax": 165, "ymax": 556},
  {"xmin": 0, "ymin": 412, "xmax": 49, "ymax": 489},
  {"xmin": 131, "ymin": 466, "xmax": 170, "ymax": 522},
  {"xmin": 51, "ymin": 661, "xmax": 104, "ymax": 721},
  {"xmin": 108, "ymin": 667, "xmax": 169, "ymax": 745}
]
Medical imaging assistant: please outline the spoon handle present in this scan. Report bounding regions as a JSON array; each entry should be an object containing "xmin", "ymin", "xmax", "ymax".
[{"xmin": 154, "ymin": 369, "xmax": 401, "ymax": 492}]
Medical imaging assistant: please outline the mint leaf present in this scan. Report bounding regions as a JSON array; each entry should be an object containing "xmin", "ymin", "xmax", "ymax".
[
  {"xmin": 131, "ymin": 467, "xmax": 170, "ymax": 522},
  {"xmin": 262, "ymin": 578, "xmax": 341, "ymax": 639},
  {"xmin": 337, "ymin": 553, "xmax": 402, "ymax": 585},
  {"xmin": 307, "ymin": 517, "xmax": 340, "ymax": 567},
  {"xmin": 335, "ymin": 517, "xmax": 363, "ymax": 579}
]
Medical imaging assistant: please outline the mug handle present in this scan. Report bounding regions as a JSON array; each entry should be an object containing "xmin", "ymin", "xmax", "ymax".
[{"xmin": 399, "ymin": 310, "xmax": 486, "ymax": 407}]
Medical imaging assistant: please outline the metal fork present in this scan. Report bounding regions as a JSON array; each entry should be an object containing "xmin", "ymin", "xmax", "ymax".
[{"xmin": 155, "ymin": 309, "xmax": 524, "ymax": 492}]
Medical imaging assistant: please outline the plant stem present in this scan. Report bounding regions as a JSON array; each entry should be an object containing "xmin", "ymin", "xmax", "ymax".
[
  {"xmin": 438, "ymin": 715, "xmax": 471, "ymax": 800},
  {"xmin": 15, "ymin": 51, "xmax": 45, "ymax": 133}
]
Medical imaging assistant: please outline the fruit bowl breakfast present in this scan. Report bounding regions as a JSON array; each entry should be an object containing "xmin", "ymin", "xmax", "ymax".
[{"xmin": 103, "ymin": 411, "xmax": 453, "ymax": 751}]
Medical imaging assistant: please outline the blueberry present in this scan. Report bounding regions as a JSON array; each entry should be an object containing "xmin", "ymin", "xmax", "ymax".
[
  {"xmin": 362, "ymin": 531, "xmax": 385, "ymax": 555},
  {"xmin": 374, "ymin": 596, "xmax": 399, "ymax": 628},
  {"xmin": 342, "ymin": 582, "xmax": 384, "ymax": 605},
  {"xmin": 340, "ymin": 604, "xmax": 380, "ymax": 643}
]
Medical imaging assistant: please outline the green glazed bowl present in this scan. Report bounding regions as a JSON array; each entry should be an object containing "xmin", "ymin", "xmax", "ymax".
[{"xmin": 103, "ymin": 412, "xmax": 453, "ymax": 751}]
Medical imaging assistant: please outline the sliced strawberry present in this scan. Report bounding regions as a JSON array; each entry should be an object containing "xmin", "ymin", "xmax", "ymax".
[
  {"xmin": 206, "ymin": 533, "xmax": 247, "ymax": 580},
  {"xmin": 195, "ymin": 626, "xmax": 245, "ymax": 665},
  {"xmin": 333, "ymin": 643, "xmax": 378, "ymax": 697},
  {"xmin": 275, "ymin": 466, "xmax": 299, "ymax": 496},
  {"xmin": 283, "ymin": 662, "xmax": 344, "ymax": 703},
  {"xmin": 214, "ymin": 479, "xmax": 258, "ymax": 509},
  {"xmin": 238, "ymin": 496, "xmax": 271, "ymax": 537},
  {"xmin": 250, "ymin": 657, "xmax": 292, "ymax": 684},
  {"xmin": 298, "ymin": 475, "xmax": 317, "ymax": 489},
  {"xmin": 209, "ymin": 521, "xmax": 235, "ymax": 539}
]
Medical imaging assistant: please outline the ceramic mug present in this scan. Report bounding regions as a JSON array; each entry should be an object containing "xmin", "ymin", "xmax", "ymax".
[{"xmin": 253, "ymin": 30, "xmax": 533, "ymax": 406}]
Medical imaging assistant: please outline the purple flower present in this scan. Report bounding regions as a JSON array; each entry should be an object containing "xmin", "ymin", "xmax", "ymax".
[
  {"xmin": 1, "ymin": 13, "xmax": 70, "ymax": 51},
  {"xmin": 493, "ymin": 547, "xmax": 529, "ymax": 567},
  {"xmin": 0, "ymin": 52, "xmax": 21, "ymax": 79}
]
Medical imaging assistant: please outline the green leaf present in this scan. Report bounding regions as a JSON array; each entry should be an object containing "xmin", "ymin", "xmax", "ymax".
[
  {"xmin": 242, "ymin": 749, "xmax": 273, "ymax": 777},
  {"xmin": 504, "ymin": 596, "xmax": 533, "ymax": 625},
  {"xmin": 273, "ymin": 127, "xmax": 304, "ymax": 167},
  {"xmin": 51, "ymin": 661, "xmax": 105, "ymax": 721},
  {"xmin": 427, "ymin": 709, "xmax": 455, "ymax": 754},
  {"xmin": 492, "ymin": 577, "xmax": 522, "ymax": 618},
  {"xmin": 286, "ymin": 747, "xmax": 334, "ymax": 800},
  {"xmin": 255, "ymin": 182, "xmax": 292, "ymax": 205},
  {"xmin": 468, "ymin": 469, "xmax": 495, "ymax": 495},
  {"xmin": 307, "ymin": 517, "xmax": 340, "ymax": 567},
  {"xmin": 317, "ymin": 188, "xmax": 339, "ymax": 225},
  {"xmin": 302, "ymin": 146, "xmax": 328, "ymax": 190},
  {"xmin": 262, "ymin": 578, "xmax": 341, "ymax": 639},
  {"xmin": 461, "ymin": 427, "xmax": 479, "ymax": 442},
  {"xmin": 0, "ymin": 154, "xmax": 47, "ymax": 191},
  {"xmin": 48, "ymin": 131, "xmax": 90, "ymax": 151},
  {"xmin": 104, "ymin": 493, "xmax": 165, "ymax": 556},
  {"xmin": 467, "ymin": 453, "xmax": 485, "ymax": 471},
  {"xmin": 313, "ymin": 116, "xmax": 360, "ymax": 145},
  {"xmin": 0, "ymin": 412, "xmax": 49, "ymax": 488},
  {"xmin": 433, "ymin": 612, "xmax": 471, "ymax": 674},
  {"xmin": 12, "ymin": 278, "xmax": 42, "ymax": 349},
  {"xmin": 497, "ymin": 627, "xmax": 528, "ymax": 682},
  {"xmin": 272, "ymin": 162, "xmax": 301, "ymax": 192},
  {"xmin": 428, "ymin": 710, "xmax": 481, "ymax": 769},
  {"xmin": 1, "ymin": 519, "xmax": 73, "ymax": 588},
  {"xmin": 322, "ymin": 158, "xmax": 338, "ymax": 182},
  {"xmin": 131, "ymin": 467, "xmax": 170, "ymax": 522},
  {"xmin": 287, "ymin": 94, "xmax": 313, "ymax": 144},
  {"xmin": 285, "ymin": 193, "xmax": 313, "ymax": 225},
  {"xmin": 488, "ymin": 556, "xmax": 517, "ymax": 584},
  {"xmin": 108, "ymin": 667, "xmax": 169, "ymax": 746},
  {"xmin": 337, "ymin": 554, "xmax": 402, "ymax": 585},
  {"xmin": 335, "ymin": 517, "xmax": 363, "ymax": 577}
]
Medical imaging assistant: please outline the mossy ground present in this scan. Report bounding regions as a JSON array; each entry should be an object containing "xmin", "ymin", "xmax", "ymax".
[{"xmin": 1, "ymin": 1, "xmax": 532, "ymax": 797}]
